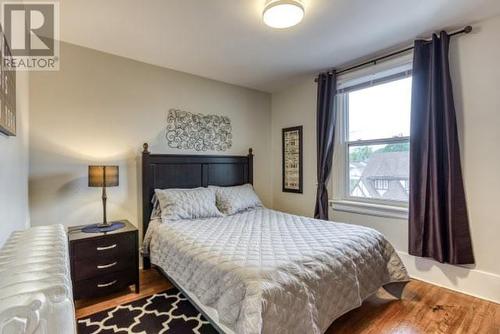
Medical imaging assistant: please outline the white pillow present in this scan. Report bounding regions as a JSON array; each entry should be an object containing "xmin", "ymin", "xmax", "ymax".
[
  {"xmin": 150, "ymin": 194, "xmax": 161, "ymax": 219},
  {"xmin": 154, "ymin": 187, "xmax": 223, "ymax": 221},
  {"xmin": 211, "ymin": 184, "xmax": 262, "ymax": 215}
]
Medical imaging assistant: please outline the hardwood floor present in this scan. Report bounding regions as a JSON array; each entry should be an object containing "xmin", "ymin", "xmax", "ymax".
[
  {"xmin": 326, "ymin": 281, "xmax": 499, "ymax": 334},
  {"xmin": 76, "ymin": 269, "xmax": 499, "ymax": 333}
]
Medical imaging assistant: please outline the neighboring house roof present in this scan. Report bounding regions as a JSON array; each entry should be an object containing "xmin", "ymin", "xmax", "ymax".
[
  {"xmin": 351, "ymin": 151, "xmax": 409, "ymax": 201},
  {"xmin": 361, "ymin": 151, "xmax": 409, "ymax": 180}
]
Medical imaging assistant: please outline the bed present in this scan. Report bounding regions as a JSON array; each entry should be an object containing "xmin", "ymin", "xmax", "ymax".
[{"xmin": 141, "ymin": 143, "xmax": 409, "ymax": 334}]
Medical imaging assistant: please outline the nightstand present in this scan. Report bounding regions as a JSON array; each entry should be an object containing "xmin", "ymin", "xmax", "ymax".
[{"xmin": 68, "ymin": 220, "xmax": 139, "ymax": 300}]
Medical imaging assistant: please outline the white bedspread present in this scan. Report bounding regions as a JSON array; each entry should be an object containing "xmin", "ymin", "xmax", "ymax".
[{"xmin": 148, "ymin": 208, "xmax": 408, "ymax": 334}]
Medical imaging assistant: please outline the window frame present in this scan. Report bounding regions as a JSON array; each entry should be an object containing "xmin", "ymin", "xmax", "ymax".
[
  {"xmin": 344, "ymin": 110, "xmax": 410, "ymax": 207},
  {"xmin": 331, "ymin": 58, "xmax": 413, "ymax": 218}
]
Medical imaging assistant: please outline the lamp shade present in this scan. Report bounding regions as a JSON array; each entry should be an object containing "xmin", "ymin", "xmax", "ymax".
[{"xmin": 88, "ymin": 166, "xmax": 119, "ymax": 187}]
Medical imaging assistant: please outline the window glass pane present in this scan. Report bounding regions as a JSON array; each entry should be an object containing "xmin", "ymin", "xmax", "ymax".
[
  {"xmin": 349, "ymin": 142, "xmax": 409, "ymax": 202},
  {"xmin": 348, "ymin": 77, "xmax": 412, "ymax": 141}
]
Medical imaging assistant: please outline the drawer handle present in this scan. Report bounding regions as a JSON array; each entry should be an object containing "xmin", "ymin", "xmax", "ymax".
[
  {"xmin": 97, "ymin": 262, "xmax": 117, "ymax": 269},
  {"xmin": 97, "ymin": 280, "xmax": 117, "ymax": 288},
  {"xmin": 97, "ymin": 244, "xmax": 117, "ymax": 251}
]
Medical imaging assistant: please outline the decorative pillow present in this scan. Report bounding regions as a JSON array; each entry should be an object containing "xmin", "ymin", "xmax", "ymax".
[
  {"xmin": 211, "ymin": 184, "xmax": 262, "ymax": 215},
  {"xmin": 154, "ymin": 187, "xmax": 223, "ymax": 221},
  {"xmin": 150, "ymin": 194, "xmax": 161, "ymax": 219}
]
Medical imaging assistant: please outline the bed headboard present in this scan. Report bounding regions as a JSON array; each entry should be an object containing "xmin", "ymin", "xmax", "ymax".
[{"xmin": 141, "ymin": 143, "xmax": 253, "ymax": 267}]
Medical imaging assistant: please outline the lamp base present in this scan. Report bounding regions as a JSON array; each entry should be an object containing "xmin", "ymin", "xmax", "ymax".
[
  {"xmin": 82, "ymin": 221, "xmax": 125, "ymax": 233},
  {"xmin": 95, "ymin": 222, "xmax": 112, "ymax": 228}
]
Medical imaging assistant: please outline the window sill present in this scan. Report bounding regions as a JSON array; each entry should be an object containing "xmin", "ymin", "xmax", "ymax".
[{"xmin": 329, "ymin": 199, "xmax": 408, "ymax": 220}]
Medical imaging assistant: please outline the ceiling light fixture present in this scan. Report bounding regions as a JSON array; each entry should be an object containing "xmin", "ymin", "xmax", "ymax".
[{"xmin": 263, "ymin": 0, "xmax": 305, "ymax": 29}]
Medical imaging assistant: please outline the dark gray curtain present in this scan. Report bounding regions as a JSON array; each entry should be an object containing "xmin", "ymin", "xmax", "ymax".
[
  {"xmin": 314, "ymin": 72, "xmax": 337, "ymax": 220},
  {"xmin": 409, "ymin": 32, "xmax": 474, "ymax": 264}
]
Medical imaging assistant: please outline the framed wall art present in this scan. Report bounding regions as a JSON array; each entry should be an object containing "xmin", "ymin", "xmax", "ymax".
[
  {"xmin": 282, "ymin": 126, "xmax": 303, "ymax": 193},
  {"xmin": 0, "ymin": 26, "xmax": 16, "ymax": 136}
]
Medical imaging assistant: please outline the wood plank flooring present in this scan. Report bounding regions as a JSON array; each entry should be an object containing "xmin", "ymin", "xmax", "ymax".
[
  {"xmin": 76, "ymin": 269, "xmax": 499, "ymax": 333},
  {"xmin": 326, "ymin": 280, "xmax": 499, "ymax": 334}
]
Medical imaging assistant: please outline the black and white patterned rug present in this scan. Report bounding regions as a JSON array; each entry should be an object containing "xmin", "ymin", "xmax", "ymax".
[{"xmin": 77, "ymin": 288, "xmax": 218, "ymax": 334}]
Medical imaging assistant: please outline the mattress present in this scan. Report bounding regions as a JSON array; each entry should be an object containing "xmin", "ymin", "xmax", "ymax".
[
  {"xmin": 0, "ymin": 225, "xmax": 76, "ymax": 334},
  {"xmin": 147, "ymin": 208, "xmax": 408, "ymax": 334}
]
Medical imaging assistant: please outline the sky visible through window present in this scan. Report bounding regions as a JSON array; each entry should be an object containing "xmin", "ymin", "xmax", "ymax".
[{"xmin": 349, "ymin": 77, "xmax": 412, "ymax": 141}]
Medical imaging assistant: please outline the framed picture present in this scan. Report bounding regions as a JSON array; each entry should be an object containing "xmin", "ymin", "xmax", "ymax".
[
  {"xmin": 282, "ymin": 126, "xmax": 303, "ymax": 193},
  {"xmin": 0, "ymin": 26, "xmax": 16, "ymax": 136}
]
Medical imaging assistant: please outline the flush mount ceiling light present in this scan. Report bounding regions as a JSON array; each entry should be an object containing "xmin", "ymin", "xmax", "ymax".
[{"xmin": 263, "ymin": 0, "xmax": 305, "ymax": 29}]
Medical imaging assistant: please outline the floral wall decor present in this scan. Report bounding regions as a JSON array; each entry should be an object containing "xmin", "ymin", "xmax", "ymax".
[{"xmin": 166, "ymin": 109, "xmax": 233, "ymax": 151}]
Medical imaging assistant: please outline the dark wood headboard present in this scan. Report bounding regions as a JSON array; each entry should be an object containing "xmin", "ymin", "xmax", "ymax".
[{"xmin": 141, "ymin": 143, "xmax": 253, "ymax": 268}]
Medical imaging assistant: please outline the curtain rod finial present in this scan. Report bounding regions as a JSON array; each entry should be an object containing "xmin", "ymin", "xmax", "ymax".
[{"xmin": 464, "ymin": 25, "xmax": 472, "ymax": 34}]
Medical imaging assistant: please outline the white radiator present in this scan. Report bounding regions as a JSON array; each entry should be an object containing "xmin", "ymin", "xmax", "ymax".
[{"xmin": 0, "ymin": 225, "xmax": 76, "ymax": 334}]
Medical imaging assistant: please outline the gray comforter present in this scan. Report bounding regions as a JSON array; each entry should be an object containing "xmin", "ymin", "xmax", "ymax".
[{"xmin": 147, "ymin": 208, "xmax": 408, "ymax": 334}]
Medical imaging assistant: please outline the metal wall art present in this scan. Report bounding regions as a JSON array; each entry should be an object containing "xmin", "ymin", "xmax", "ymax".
[{"xmin": 166, "ymin": 109, "xmax": 232, "ymax": 151}]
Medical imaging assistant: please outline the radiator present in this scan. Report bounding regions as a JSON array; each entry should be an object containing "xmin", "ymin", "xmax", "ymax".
[{"xmin": 0, "ymin": 225, "xmax": 76, "ymax": 334}]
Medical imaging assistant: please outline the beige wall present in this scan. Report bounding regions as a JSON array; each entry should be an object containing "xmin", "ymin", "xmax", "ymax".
[
  {"xmin": 0, "ymin": 71, "xmax": 30, "ymax": 246},
  {"xmin": 271, "ymin": 15, "xmax": 500, "ymax": 302},
  {"xmin": 272, "ymin": 76, "xmax": 317, "ymax": 217},
  {"xmin": 29, "ymin": 42, "xmax": 272, "ymax": 239}
]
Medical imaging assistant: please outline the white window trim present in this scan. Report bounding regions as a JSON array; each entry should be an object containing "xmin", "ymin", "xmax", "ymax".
[
  {"xmin": 331, "ymin": 54, "xmax": 413, "ymax": 219},
  {"xmin": 329, "ymin": 199, "xmax": 409, "ymax": 219}
]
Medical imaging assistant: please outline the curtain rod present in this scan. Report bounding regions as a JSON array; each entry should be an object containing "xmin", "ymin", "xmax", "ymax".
[{"xmin": 314, "ymin": 25, "xmax": 472, "ymax": 82}]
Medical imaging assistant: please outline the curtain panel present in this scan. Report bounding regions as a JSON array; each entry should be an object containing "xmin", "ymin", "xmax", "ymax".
[
  {"xmin": 314, "ymin": 72, "xmax": 337, "ymax": 220},
  {"xmin": 409, "ymin": 32, "xmax": 474, "ymax": 264}
]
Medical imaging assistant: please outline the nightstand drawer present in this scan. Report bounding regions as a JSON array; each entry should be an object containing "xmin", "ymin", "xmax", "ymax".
[
  {"xmin": 73, "ymin": 256, "xmax": 133, "ymax": 281},
  {"xmin": 72, "ymin": 232, "xmax": 135, "ymax": 261},
  {"xmin": 73, "ymin": 269, "xmax": 136, "ymax": 300}
]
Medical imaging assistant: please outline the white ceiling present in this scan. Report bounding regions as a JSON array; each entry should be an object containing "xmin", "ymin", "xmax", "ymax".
[{"xmin": 59, "ymin": 0, "xmax": 500, "ymax": 93}]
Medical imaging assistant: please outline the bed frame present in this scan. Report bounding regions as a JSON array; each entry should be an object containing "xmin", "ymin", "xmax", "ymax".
[{"xmin": 141, "ymin": 143, "xmax": 253, "ymax": 269}]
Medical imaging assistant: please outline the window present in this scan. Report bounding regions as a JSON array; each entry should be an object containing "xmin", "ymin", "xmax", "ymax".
[
  {"xmin": 340, "ymin": 72, "xmax": 412, "ymax": 205},
  {"xmin": 374, "ymin": 179, "xmax": 389, "ymax": 191}
]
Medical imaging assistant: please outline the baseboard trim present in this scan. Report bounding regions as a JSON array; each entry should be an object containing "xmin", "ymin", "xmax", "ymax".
[{"xmin": 397, "ymin": 251, "xmax": 500, "ymax": 304}]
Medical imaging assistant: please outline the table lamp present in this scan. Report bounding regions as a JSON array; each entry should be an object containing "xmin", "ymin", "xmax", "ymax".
[{"xmin": 88, "ymin": 165, "xmax": 119, "ymax": 228}]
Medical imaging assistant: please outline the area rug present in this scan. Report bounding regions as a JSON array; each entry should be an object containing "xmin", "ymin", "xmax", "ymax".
[{"xmin": 77, "ymin": 287, "xmax": 218, "ymax": 334}]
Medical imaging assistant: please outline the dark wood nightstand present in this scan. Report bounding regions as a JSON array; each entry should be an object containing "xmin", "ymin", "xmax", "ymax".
[{"xmin": 68, "ymin": 220, "xmax": 139, "ymax": 300}]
